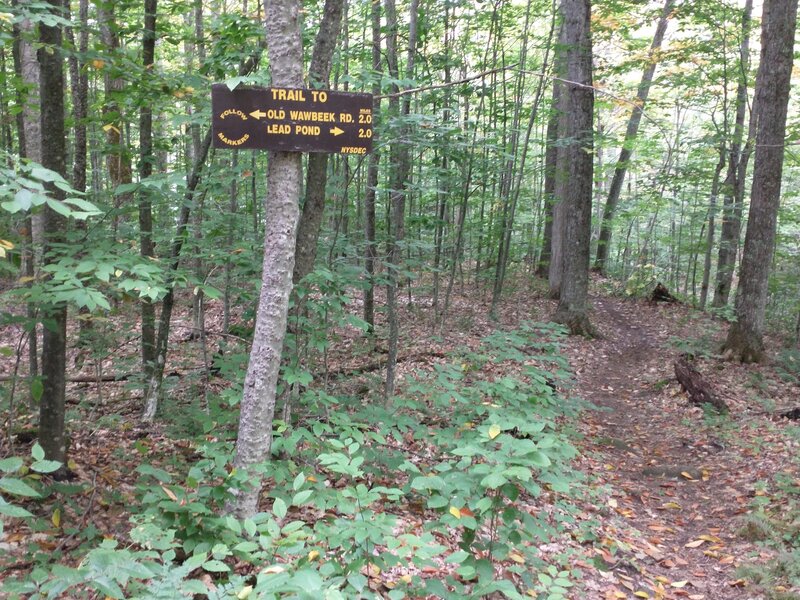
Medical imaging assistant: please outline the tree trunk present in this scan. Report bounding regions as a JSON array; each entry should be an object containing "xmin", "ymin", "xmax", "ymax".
[
  {"xmin": 594, "ymin": 0, "xmax": 674, "ymax": 273},
  {"xmin": 141, "ymin": 51, "xmax": 264, "ymax": 421},
  {"xmin": 536, "ymin": 80, "xmax": 560, "ymax": 279},
  {"xmin": 98, "ymin": 6, "xmax": 133, "ymax": 236},
  {"xmin": 491, "ymin": 0, "xmax": 555, "ymax": 315},
  {"xmin": 139, "ymin": 0, "xmax": 157, "ymax": 403},
  {"xmin": 699, "ymin": 148, "xmax": 725, "ymax": 309},
  {"xmin": 362, "ymin": 0, "xmax": 381, "ymax": 332},
  {"xmin": 13, "ymin": 5, "xmax": 41, "ymax": 390},
  {"xmin": 723, "ymin": 0, "xmax": 798, "ymax": 362},
  {"xmin": 230, "ymin": 0, "xmax": 304, "ymax": 518},
  {"xmin": 292, "ymin": 0, "xmax": 346, "ymax": 287},
  {"xmin": 712, "ymin": 0, "xmax": 753, "ymax": 308},
  {"xmin": 383, "ymin": 0, "xmax": 417, "ymax": 402},
  {"xmin": 38, "ymin": 0, "xmax": 68, "ymax": 464},
  {"xmin": 551, "ymin": 0, "xmax": 594, "ymax": 337}
]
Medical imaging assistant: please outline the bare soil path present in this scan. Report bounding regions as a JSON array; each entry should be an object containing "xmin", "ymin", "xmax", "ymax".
[{"xmin": 563, "ymin": 295, "xmax": 798, "ymax": 600}]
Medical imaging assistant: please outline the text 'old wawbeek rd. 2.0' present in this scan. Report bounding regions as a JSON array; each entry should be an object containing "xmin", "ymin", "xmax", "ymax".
[{"xmin": 211, "ymin": 85, "xmax": 374, "ymax": 155}]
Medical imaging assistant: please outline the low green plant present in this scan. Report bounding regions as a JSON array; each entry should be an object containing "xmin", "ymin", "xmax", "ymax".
[
  {"xmin": 3, "ymin": 320, "xmax": 588, "ymax": 599},
  {"xmin": 0, "ymin": 443, "xmax": 62, "ymax": 537}
]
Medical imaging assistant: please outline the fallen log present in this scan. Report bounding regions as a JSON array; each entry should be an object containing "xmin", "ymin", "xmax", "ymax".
[
  {"xmin": 674, "ymin": 354, "xmax": 729, "ymax": 413},
  {"xmin": 777, "ymin": 407, "xmax": 800, "ymax": 420}
]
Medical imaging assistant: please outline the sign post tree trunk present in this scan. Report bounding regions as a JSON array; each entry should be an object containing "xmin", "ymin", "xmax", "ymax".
[{"xmin": 229, "ymin": 0, "xmax": 305, "ymax": 518}]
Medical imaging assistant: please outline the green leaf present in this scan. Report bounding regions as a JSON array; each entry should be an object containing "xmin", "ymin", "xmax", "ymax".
[
  {"xmin": 203, "ymin": 559, "xmax": 230, "ymax": 573},
  {"xmin": 0, "ymin": 457, "xmax": 24, "ymax": 473},
  {"xmin": 31, "ymin": 443, "xmax": 44, "ymax": 461},
  {"xmin": 0, "ymin": 497, "xmax": 34, "ymax": 518},
  {"xmin": 46, "ymin": 198, "xmax": 72, "ymax": 218},
  {"xmin": 410, "ymin": 475, "xmax": 444, "ymax": 491},
  {"xmin": 137, "ymin": 464, "xmax": 172, "ymax": 483},
  {"xmin": 530, "ymin": 450, "xmax": 552, "ymax": 468},
  {"xmin": 272, "ymin": 497, "xmax": 287, "ymax": 520},
  {"xmin": 480, "ymin": 471, "xmax": 508, "ymax": 489},
  {"xmin": 13, "ymin": 189, "xmax": 33, "ymax": 211},
  {"xmin": 445, "ymin": 550, "xmax": 470, "ymax": 564},
  {"xmin": 31, "ymin": 459, "xmax": 62, "ymax": 474},
  {"xmin": 0, "ymin": 477, "xmax": 40, "ymax": 497},
  {"xmin": 244, "ymin": 518, "xmax": 257, "ymax": 537},
  {"xmin": 31, "ymin": 378, "xmax": 43, "ymax": 403},
  {"xmin": 115, "ymin": 182, "xmax": 139, "ymax": 195},
  {"xmin": 292, "ymin": 472, "xmax": 305, "ymax": 491},
  {"xmin": 292, "ymin": 489, "xmax": 312, "ymax": 505}
]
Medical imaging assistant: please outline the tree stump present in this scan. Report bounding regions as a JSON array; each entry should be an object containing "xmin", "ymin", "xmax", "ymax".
[
  {"xmin": 674, "ymin": 354, "xmax": 729, "ymax": 413},
  {"xmin": 651, "ymin": 282, "xmax": 678, "ymax": 303}
]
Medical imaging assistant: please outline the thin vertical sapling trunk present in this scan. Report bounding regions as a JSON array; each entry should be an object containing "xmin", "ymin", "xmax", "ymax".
[{"xmin": 594, "ymin": 0, "xmax": 675, "ymax": 273}]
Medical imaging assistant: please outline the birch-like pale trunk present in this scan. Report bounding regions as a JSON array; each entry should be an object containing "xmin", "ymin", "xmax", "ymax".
[{"xmin": 230, "ymin": 0, "xmax": 304, "ymax": 518}]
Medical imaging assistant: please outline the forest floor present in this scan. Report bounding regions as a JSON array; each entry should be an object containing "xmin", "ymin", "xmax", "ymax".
[
  {"xmin": 1, "ymin": 279, "xmax": 800, "ymax": 599},
  {"xmin": 561, "ymin": 292, "xmax": 800, "ymax": 600}
]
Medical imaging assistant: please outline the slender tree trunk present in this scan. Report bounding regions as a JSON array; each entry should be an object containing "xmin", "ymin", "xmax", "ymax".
[
  {"xmin": 594, "ymin": 0, "xmax": 674, "ymax": 272},
  {"xmin": 537, "ymin": 80, "xmax": 560, "ymax": 278},
  {"xmin": 362, "ymin": 0, "xmax": 381, "ymax": 331},
  {"xmin": 383, "ymin": 0, "xmax": 417, "ymax": 402},
  {"xmin": 98, "ymin": 6, "xmax": 133, "ymax": 236},
  {"xmin": 142, "ymin": 132, "xmax": 212, "ymax": 421},
  {"xmin": 38, "ymin": 0, "xmax": 68, "ymax": 464},
  {"xmin": 699, "ymin": 148, "xmax": 725, "ymax": 309},
  {"xmin": 13, "ymin": 5, "xmax": 41, "ymax": 389},
  {"xmin": 713, "ymin": 0, "xmax": 753, "ymax": 308},
  {"xmin": 292, "ymin": 0, "xmax": 347, "ymax": 287},
  {"xmin": 552, "ymin": 0, "xmax": 594, "ymax": 336},
  {"xmin": 139, "ymin": 0, "xmax": 157, "ymax": 402},
  {"xmin": 230, "ymin": 0, "xmax": 304, "ymax": 518},
  {"xmin": 723, "ymin": 0, "xmax": 797, "ymax": 362},
  {"xmin": 141, "ymin": 49, "xmax": 264, "ymax": 421},
  {"xmin": 491, "ymin": 0, "xmax": 555, "ymax": 314}
]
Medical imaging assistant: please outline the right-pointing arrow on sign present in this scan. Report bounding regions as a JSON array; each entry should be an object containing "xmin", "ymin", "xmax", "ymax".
[{"xmin": 330, "ymin": 126, "xmax": 344, "ymax": 136}]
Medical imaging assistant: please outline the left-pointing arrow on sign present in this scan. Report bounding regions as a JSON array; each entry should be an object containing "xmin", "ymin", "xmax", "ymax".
[{"xmin": 250, "ymin": 110, "xmax": 267, "ymax": 119}]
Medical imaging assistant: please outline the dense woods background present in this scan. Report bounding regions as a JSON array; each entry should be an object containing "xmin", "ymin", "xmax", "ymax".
[{"xmin": 2, "ymin": 0, "xmax": 800, "ymax": 597}]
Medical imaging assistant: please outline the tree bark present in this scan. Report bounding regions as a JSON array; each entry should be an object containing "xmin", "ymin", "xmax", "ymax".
[
  {"xmin": 723, "ymin": 0, "xmax": 798, "ymax": 362},
  {"xmin": 383, "ymin": 0, "xmax": 417, "ymax": 402},
  {"xmin": 230, "ymin": 0, "xmax": 304, "ymax": 518},
  {"xmin": 699, "ymin": 148, "xmax": 725, "ymax": 309},
  {"xmin": 292, "ymin": 0, "xmax": 347, "ymax": 287},
  {"xmin": 98, "ymin": 6, "xmax": 133, "ymax": 235},
  {"xmin": 38, "ymin": 0, "xmax": 68, "ymax": 464},
  {"xmin": 594, "ymin": 0, "xmax": 674, "ymax": 273},
  {"xmin": 13, "ymin": 4, "xmax": 41, "ymax": 389},
  {"xmin": 362, "ymin": 0, "xmax": 382, "ymax": 332},
  {"xmin": 139, "ymin": 0, "xmax": 157, "ymax": 401},
  {"xmin": 712, "ymin": 0, "xmax": 753, "ymax": 308},
  {"xmin": 536, "ymin": 80, "xmax": 560, "ymax": 279},
  {"xmin": 551, "ymin": 0, "xmax": 594, "ymax": 336}
]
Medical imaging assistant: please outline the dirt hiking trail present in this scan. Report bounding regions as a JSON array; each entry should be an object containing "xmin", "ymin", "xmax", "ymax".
[{"xmin": 563, "ymin": 295, "xmax": 799, "ymax": 600}]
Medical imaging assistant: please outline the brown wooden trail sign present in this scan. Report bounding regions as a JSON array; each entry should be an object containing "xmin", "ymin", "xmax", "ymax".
[{"xmin": 211, "ymin": 85, "xmax": 373, "ymax": 154}]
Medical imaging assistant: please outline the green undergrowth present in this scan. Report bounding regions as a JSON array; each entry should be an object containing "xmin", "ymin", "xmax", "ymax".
[
  {"xmin": 734, "ymin": 429, "xmax": 800, "ymax": 599},
  {"xmin": 2, "ymin": 321, "xmax": 590, "ymax": 599}
]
